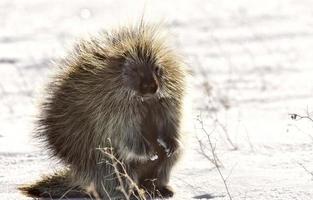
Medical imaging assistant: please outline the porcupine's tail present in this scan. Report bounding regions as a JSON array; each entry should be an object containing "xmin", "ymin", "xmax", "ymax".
[{"xmin": 18, "ymin": 169, "xmax": 89, "ymax": 198}]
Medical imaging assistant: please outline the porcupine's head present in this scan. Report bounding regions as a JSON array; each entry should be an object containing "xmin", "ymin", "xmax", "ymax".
[{"xmin": 105, "ymin": 23, "xmax": 186, "ymax": 102}]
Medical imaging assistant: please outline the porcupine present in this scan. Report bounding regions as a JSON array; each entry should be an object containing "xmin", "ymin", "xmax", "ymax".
[{"xmin": 19, "ymin": 23, "xmax": 187, "ymax": 199}]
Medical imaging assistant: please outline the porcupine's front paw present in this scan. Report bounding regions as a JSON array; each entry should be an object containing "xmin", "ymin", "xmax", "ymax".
[
  {"xmin": 148, "ymin": 152, "xmax": 159, "ymax": 161},
  {"xmin": 130, "ymin": 141, "xmax": 157, "ymax": 161},
  {"xmin": 157, "ymin": 138, "xmax": 180, "ymax": 157},
  {"xmin": 141, "ymin": 142, "xmax": 158, "ymax": 161}
]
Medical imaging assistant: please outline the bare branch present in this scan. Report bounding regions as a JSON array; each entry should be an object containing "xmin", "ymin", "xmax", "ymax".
[
  {"xmin": 197, "ymin": 116, "xmax": 233, "ymax": 200},
  {"xmin": 297, "ymin": 162, "xmax": 313, "ymax": 180},
  {"xmin": 196, "ymin": 125, "xmax": 223, "ymax": 167}
]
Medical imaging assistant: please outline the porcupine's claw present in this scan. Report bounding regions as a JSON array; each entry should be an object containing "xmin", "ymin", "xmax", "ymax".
[{"xmin": 149, "ymin": 154, "xmax": 158, "ymax": 161}]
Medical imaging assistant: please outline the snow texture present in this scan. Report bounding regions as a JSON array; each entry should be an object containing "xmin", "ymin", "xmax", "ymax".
[{"xmin": 1, "ymin": 0, "xmax": 313, "ymax": 199}]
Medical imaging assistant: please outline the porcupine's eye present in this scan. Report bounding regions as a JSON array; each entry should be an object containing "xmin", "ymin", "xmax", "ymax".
[
  {"xmin": 154, "ymin": 66, "xmax": 162, "ymax": 76},
  {"xmin": 123, "ymin": 61, "xmax": 137, "ymax": 75}
]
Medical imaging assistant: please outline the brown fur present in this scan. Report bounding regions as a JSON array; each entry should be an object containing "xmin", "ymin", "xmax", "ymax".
[{"xmin": 19, "ymin": 22, "xmax": 187, "ymax": 199}]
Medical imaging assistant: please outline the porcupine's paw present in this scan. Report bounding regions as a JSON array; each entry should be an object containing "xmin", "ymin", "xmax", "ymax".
[
  {"xmin": 155, "ymin": 185, "xmax": 174, "ymax": 198},
  {"xmin": 157, "ymin": 138, "xmax": 180, "ymax": 157}
]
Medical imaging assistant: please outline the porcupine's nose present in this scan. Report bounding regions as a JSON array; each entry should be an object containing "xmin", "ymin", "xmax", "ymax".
[{"xmin": 141, "ymin": 81, "xmax": 158, "ymax": 95}]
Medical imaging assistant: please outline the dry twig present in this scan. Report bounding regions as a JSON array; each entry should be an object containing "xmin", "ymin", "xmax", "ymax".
[
  {"xmin": 197, "ymin": 116, "xmax": 233, "ymax": 200},
  {"xmin": 298, "ymin": 162, "xmax": 313, "ymax": 180},
  {"xmin": 97, "ymin": 140, "xmax": 146, "ymax": 200}
]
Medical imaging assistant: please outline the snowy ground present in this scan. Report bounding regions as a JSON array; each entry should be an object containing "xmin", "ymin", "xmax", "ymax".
[{"xmin": 1, "ymin": 0, "xmax": 313, "ymax": 199}]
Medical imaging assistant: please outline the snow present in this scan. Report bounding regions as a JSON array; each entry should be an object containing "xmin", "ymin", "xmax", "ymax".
[{"xmin": 1, "ymin": 0, "xmax": 313, "ymax": 199}]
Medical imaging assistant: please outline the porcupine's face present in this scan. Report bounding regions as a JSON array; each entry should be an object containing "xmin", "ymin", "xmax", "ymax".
[{"xmin": 122, "ymin": 60, "xmax": 163, "ymax": 100}]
